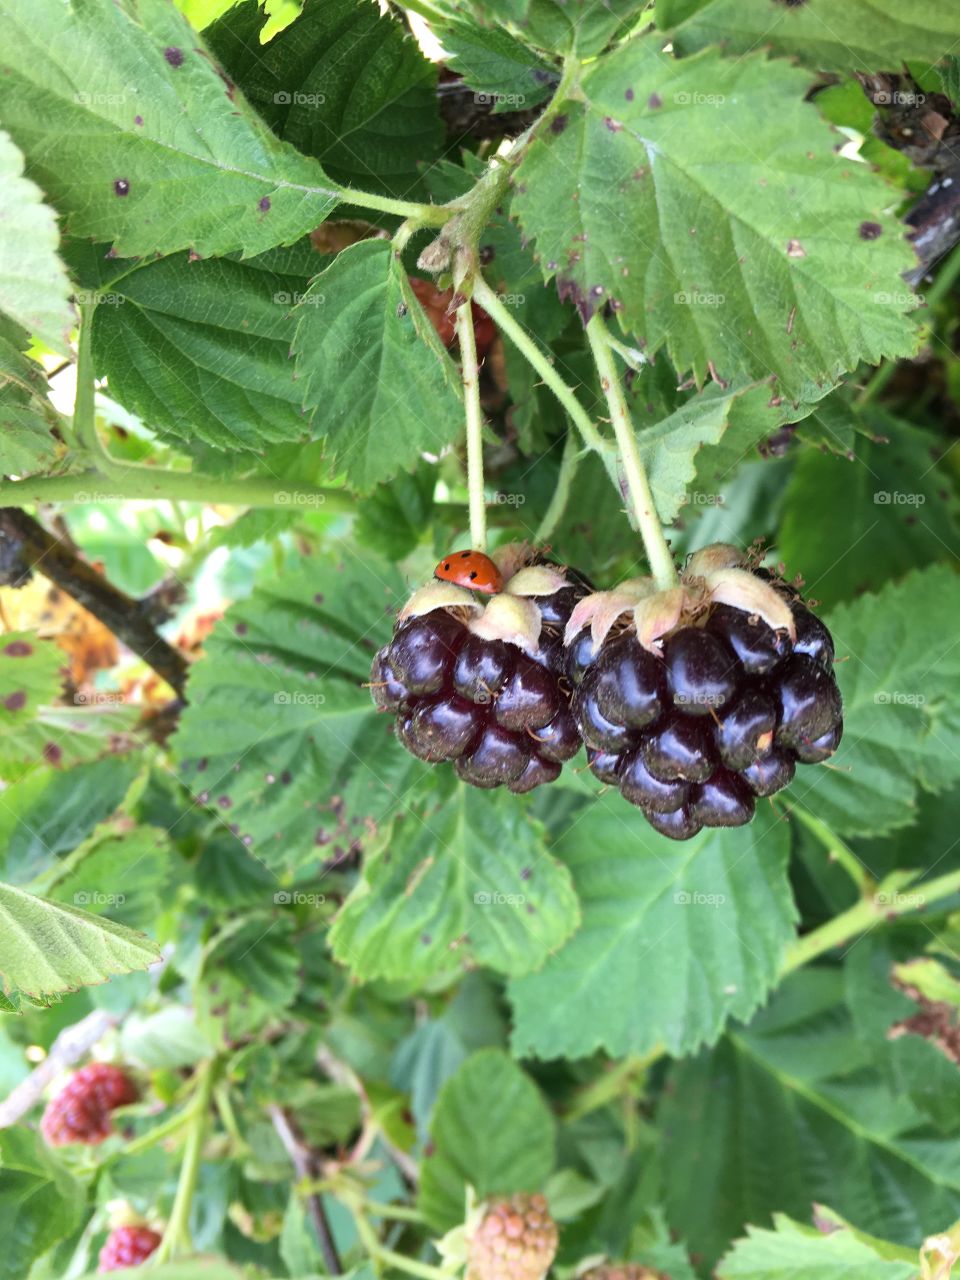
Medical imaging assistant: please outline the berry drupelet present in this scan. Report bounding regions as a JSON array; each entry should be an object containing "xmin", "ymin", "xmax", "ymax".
[{"xmin": 41, "ymin": 1062, "xmax": 137, "ymax": 1147}]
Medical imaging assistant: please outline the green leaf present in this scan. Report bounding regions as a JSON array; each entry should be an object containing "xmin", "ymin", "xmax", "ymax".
[
  {"xmin": 508, "ymin": 802, "xmax": 796, "ymax": 1060},
  {"xmin": 441, "ymin": 21, "xmax": 555, "ymax": 113},
  {"xmin": 659, "ymin": 0, "xmax": 960, "ymax": 74},
  {"xmin": 717, "ymin": 1214, "xmax": 917, "ymax": 1279},
  {"xmin": 456, "ymin": 0, "xmax": 648, "ymax": 57},
  {"xmin": 0, "ymin": 882, "xmax": 159, "ymax": 1004},
  {"xmin": 120, "ymin": 1006, "xmax": 217, "ymax": 1069},
  {"xmin": 205, "ymin": 0, "xmax": 443, "ymax": 201},
  {"xmin": 0, "ymin": 319, "xmax": 63, "ymax": 476},
  {"xmin": 0, "ymin": 131, "xmax": 74, "ymax": 356},
  {"xmin": 512, "ymin": 37, "xmax": 917, "ymax": 396},
  {"xmin": 88, "ymin": 243, "xmax": 320, "ymax": 451},
  {"xmin": 196, "ymin": 915, "xmax": 301, "ymax": 1042},
  {"xmin": 0, "ymin": 0, "xmax": 339, "ymax": 259},
  {"xmin": 0, "ymin": 1129, "xmax": 82, "ymax": 1280},
  {"xmin": 779, "ymin": 416, "xmax": 960, "ymax": 609},
  {"xmin": 171, "ymin": 551, "xmax": 422, "ymax": 872},
  {"xmin": 46, "ymin": 823, "xmax": 171, "ymax": 931},
  {"xmin": 355, "ymin": 467, "xmax": 436, "ymax": 559},
  {"xmin": 292, "ymin": 239, "xmax": 464, "ymax": 490},
  {"xmin": 795, "ymin": 566, "xmax": 960, "ymax": 837},
  {"xmin": 662, "ymin": 969, "xmax": 960, "ymax": 1265},
  {"xmin": 331, "ymin": 784, "xmax": 580, "ymax": 983},
  {"xmin": 418, "ymin": 1048, "xmax": 557, "ymax": 1231}
]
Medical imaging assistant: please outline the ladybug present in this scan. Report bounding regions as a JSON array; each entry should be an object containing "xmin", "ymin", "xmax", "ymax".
[{"xmin": 434, "ymin": 549, "xmax": 503, "ymax": 594}]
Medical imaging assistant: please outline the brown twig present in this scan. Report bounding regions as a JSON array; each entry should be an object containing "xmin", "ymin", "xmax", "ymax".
[
  {"xmin": 0, "ymin": 508, "xmax": 189, "ymax": 697},
  {"xmin": 269, "ymin": 1105, "xmax": 344, "ymax": 1275}
]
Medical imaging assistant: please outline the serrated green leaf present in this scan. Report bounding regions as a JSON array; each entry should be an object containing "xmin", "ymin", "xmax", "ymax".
[
  {"xmin": 779, "ymin": 416, "xmax": 959, "ymax": 609},
  {"xmin": 418, "ymin": 1048, "xmax": 557, "ymax": 1231},
  {"xmin": 171, "ymin": 552, "xmax": 419, "ymax": 872},
  {"xmin": 0, "ymin": 0, "xmax": 339, "ymax": 259},
  {"xmin": 292, "ymin": 239, "xmax": 464, "ymax": 490},
  {"xmin": 441, "ymin": 21, "xmax": 555, "ymax": 113},
  {"xmin": 0, "ymin": 131, "xmax": 74, "ymax": 356},
  {"xmin": 0, "ymin": 320, "xmax": 63, "ymax": 477},
  {"xmin": 512, "ymin": 37, "xmax": 917, "ymax": 396},
  {"xmin": 508, "ymin": 802, "xmax": 796, "ymax": 1060},
  {"xmin": 0, "ymin": 882, "xmax": 160, "ymax": 1003},
  {"xmin": 331, "ymin": 785, "xmax": 580, "ymax": 983},
  {"xmin": 45, "ymin": 823, "xmax": 170, "ymax": 931},
  {"xmin": 792, "ymin": 566, "xmax": 960, "ymax": 837},
  {"xmin": 206, "ymin": 0, "xmax": 444, "ymax": 201},
  {"xmin": 662, "ymin": 969, "xmax": 960, "ymax": 1265},
  {"xmin": 0, "ymin": 1129, "xmax": 82, "ymax": 1280},
  {"xmin": 659, "ymin": 0, "xmax": 960, "ymax": 74},
  {"xmin": 717, "ymin": 1214, "xmax": 916, "ymax": 1279},
  {"xmin": 455, "ymin": 0, "xmax": 648, "ymax": 57}
]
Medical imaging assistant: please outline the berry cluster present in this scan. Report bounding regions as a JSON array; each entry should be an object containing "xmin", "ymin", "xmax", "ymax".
[
  {"xmin": 98, "ymin": 1226, "xmax": 162, "ymax": 1273},
  {"xmin": 371, "ymin": 551, "xmax": 588, "ymax": 793},
  {"xmin": 569, "ymin": 549, "xmax": 842, "ymax": 840},
  {"xmin": 465, "ymin": 1194, "xmax": 559, "ymax": 1280},
  {"xmin": 41, "ymin": 1062, "xmax": 137, "ymax": 1147}
]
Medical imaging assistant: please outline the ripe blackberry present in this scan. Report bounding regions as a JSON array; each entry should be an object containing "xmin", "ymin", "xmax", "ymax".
[
  {"xmin": 370, "ymin": 550, "xmax": 590, "ymax": 793},
  {"xmin": 565, "ymin": 543, "xmax": 843, "ymax": 839},
  {"xmin": 98, "ymin": 1225, "xmax": 162, "ymax": 1272},
  {"xmin": 465, "ymin": 1194, "xmax": 558, "ymax": 1280},
  {"xmin": 41, "ymin": 1063, "xmax": 137, "ymax": 1147}
]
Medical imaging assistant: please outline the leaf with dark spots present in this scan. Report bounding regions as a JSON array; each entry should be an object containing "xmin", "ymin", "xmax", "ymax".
[
  {"xmin": 3, "ymin": 641, "xmax": 33, "ymax": 657},
  {"xmin": 3, "ymin": 690, "xmax": 27, "ymax": 712},
  {"xmin": 860, "ymin": 220, "xmax": 883, "ymax": 239},
  {"xmin": 113, "ymin": 179, "xmax": 130, "ymax": 196}
]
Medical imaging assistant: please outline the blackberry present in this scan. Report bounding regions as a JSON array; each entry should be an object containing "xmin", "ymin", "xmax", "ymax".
[
  {"xmin": 370, "ymin": 551, "xmax": 590, "ymax": 793},
  {"xmin": 564, "ymin": 543, "xmax": 843, "ymax": 839},
  {"xmin": 41, "ymin": 1063, "xmax": 137, "ymax": 1147},
  {"xmin": 98, "ymin": 1225, "xmax": 162, "ymax": 1272}
]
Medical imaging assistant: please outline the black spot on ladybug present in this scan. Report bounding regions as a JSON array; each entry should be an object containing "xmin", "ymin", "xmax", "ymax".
[
  {"xmin": 469, "ymin": 571, "xmax": 478, "ymax": 581},
  {"xmin": 3, "ymin": 641, "xmax": 32, "ymax": 657},
  {"xmin": 164, "ymin": 46, "xmax": 184, "ymax": 67},
  {"xmin": 550, "ymin": 114, "xmax": 568, "ymax": 134},
  {"xmin": 259, "ymin": 196, "xmax": 271, "ymax": 212},
  {"xmin": 3, "ymin": 690, "xmax": 26, "ymax": 711},
  {"xmin": 114, "ymin": 179, "xmax": 130, "ymax": 197},
  {"xmin": 648, "ymin": 93, "xmax": 663, "ymax": 109},
  {"xmin": 859, "ymin": 221, "xmax": 882, "ymax": 240}
]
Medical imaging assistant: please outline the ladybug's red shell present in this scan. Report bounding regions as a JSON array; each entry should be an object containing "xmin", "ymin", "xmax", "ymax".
[{"xmin": 434, "ymin": 550, "xmax": 503, "ymax": 594}]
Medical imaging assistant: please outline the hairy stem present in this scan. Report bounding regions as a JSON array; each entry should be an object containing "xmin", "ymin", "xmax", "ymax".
[
  {"xmin": 781, "ymin": 867, "xmax": 960, "ymax": 974},
  {"xmin": 789, "ymin": 804, "xmax": 875, "ymax": 896},
  {"xmin": 72, "ymin": 304, "xmax": 113, "ymax": 466},
  {"xmin": 155, "ymin": 1058, "xmax": 218, "ymax": 1263},
  {"xmin": 586, "ymin": 314, "xmax": 678, "ymax": 588},
  {"xmin": 335, "ymin": 186, "xmax": 450, "ymax": 226},
  {"xmin": 456, "ymin": 300, "xmax": 487, "ymax": 549},
  {"xmin": 535, "ymin": 428, "xmax": 580, "ymax": 543}
]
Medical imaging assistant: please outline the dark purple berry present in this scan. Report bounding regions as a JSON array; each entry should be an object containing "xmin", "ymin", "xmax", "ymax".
[
  {"xmin": 531, "ymin": 706, "xmax": 582, "ymax": 762},
  {"xmin": 410, "ymin": 695, "xmax": 480, "ymax": 760},
  {"xmin": 389, "ymin": 613, "xmax": 464, "ymax": 695},
  {"xmin": 706, "ymin": 603, "xmax": 789, "ymax": 675},
  {"xmin": 794, "ymin": 719, "xmax": 843, "ymax": 764},
  {"xmin": 586, "ymin": 747, "xmax": 621, "ymax": 784},
  {"xmin": 619, "ymin": 749, "xmax": 689, "ymax": 813},
  {"xmin": 641, "ymin": 712, "xmax": 716, "ymax": 783},
  {"xmin": 663, "ymin": 628, "xmax": 739, "ymax": 716},
  {"xmin": 536, "ymin": 629, "xmax": 566, "ymax": 674},
  {"xmin": 690, "ymin": 769, "xmax": 755, "ymax": 828},
  {"xmin": 575, "ymin": 675, "xmax": 638, "ymax": 753},
  {"xmin": 714, "ymin": 689, "xmax": 777, "ymax": 772},
  {"xmin": 594, "ymin": 634, "xmax": 664, "ymax": 729},
  {"xmin": 455, "ymin": 723, "xmax": 530, "ymax": 787},
  {"xmin": 566, "ymin": 630, "xmax": 598, "ymax": 686},
  {"xmin": 532, "ymin": 586, "xmax": 587, "ymax": 629},
  {"xmin": 741, "ymin": 747, "xmax": 795, "ymax": 796},
  {"xmin": 453, "ymin": 634, "xmax": 515, "ymax": 705},
  {"xmin": 370, "ymin": 647, "xmax": 408, "ymax": 711},
  {"xmin": 644, "ymin": 805, "xmax": 703, "ymax": 841},
  {"xmin": 772, "ymin": 655, "xmax": 842, "ymax": 751},
  {"xmin": 508, "ymin": 755, "xmax": 562, "ymax": 793},
  {"xmin": 791, "ymin": 605, "xmax": 835, "ymax": 669},
  {"xmin": 495, "ymin": 653, "xmax": 560, "ymax": 731}
]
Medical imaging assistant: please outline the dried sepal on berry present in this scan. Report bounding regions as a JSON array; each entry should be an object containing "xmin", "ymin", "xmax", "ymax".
[
  {"xmin": 468, "ymin": 594, "xmax": 543, "ymax": 657},
  {"xmin": 399, "ymin": 582, "xmax": 483, "ymax": 623},
  {"xmin": 563, "ymin": 579, "xmax": 655, "ymax": 650}
]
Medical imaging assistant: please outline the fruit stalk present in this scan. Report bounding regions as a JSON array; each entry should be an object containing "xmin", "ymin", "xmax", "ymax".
[
  {"xmin": 586, "ymin": 314, "xmax": 678, "ymax": 590},
  {"xmin": 154, "ymin": 1058, "xmax": 218, "ymax": 1263},
  {"xmin": 456, "ymin": 298, "xmax": 488, "ymax": 550}
]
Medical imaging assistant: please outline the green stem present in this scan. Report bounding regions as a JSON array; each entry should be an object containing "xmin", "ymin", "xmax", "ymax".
[
  {"xmin": 781, "ymin": 867, "xmax": 960, "ymax": 975},
  {"xmin": 471, "ymin": 278, "xmax": 616, "ymax": 474},
  {"xmin": 335, "ymin": 186, "xmax": 450, "ymax": 227},
  {"xmin": 535, "ymin": 428, "xmax": 580, "ymax": 543},
  {"xmin": 456, "ymin": 300, "xmax": 487, "ymax": 550},
  {"xmin": 364, "ymin": 1200, "xmax": 425, "ymax": 1224},
  {"xmin": 789, "ymin": 804, "xmax": 875, "ymax": 896},
  {"xmin": 154, "ymin": 1059, "xmax": 218, "ymax": 1264},
  {"xmin": 585, "ymin": 314, "xmax": 678, "ymax": 588},
  {"xmin": 112, "ymin": 1106, "xmax": 194, "ymax": 1160},
  {"xmin": 0, "ymin": 470, "xmax": 353, "ymax": 510},
  {"xmin": 564, "ymin": 1049, "xmax": 663, "ymax": 1123},
  {"xmin": 73, "ymin": 303, "xmax": 111, "ymax": 465},
  {"xmin": 373, "ymin": 1245, "xmax": 450, "ymax": 1280}
]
